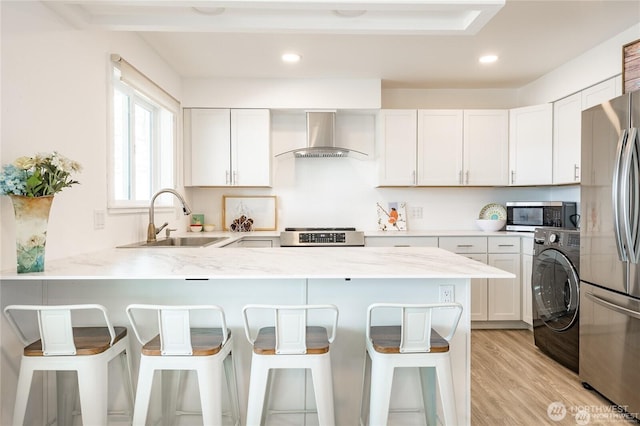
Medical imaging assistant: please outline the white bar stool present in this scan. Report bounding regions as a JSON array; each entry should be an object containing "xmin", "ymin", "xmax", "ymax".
[
  {"xmin": 3, "ymin": 304, "xmax": 134, "ymax": 426},
  {"xmin": 360, "ymin": 302, "xmax": 463, "ymax": 426},
  {"xmin": 242, "ymin": 304, "xmax": 339, "ymax": 426},
  {"xmin": 126, "ymin": 304, "xmax": 240, "ymax": 426}
]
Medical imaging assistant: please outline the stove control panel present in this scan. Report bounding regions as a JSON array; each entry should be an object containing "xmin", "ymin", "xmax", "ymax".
[
  {"xmin": 280, "ymin": 229, "xmax": 365, "ymax": 247},
  {"xmin": 299, "ymin": 232, "xmax": 347, "ymax": 244}
]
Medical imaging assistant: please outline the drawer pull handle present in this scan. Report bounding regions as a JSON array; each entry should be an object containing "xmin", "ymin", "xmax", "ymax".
[
  {"xmin": 456, "ymin": 244, "xmax": 473, "ymax": 248},
  {"xmin": 498, "ymin": 244, "xmax": 515, "ymax": 247}
]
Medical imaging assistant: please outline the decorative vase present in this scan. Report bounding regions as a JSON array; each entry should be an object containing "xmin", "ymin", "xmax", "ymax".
[{"xmin": 9, "ymin": 194, "xmax": 54, "ymax": 273}]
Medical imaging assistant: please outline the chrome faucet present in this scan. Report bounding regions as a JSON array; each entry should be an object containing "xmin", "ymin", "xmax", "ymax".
[{"xmin": 147, "ymin": 188, "xmax": 192, "ymax": 242}]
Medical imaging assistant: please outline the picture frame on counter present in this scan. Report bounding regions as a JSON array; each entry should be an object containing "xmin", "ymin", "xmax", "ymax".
[
  {"xmin": 623, "ymin": 38, "xmax": 640, "ymax": 94},
  {"xmin": 222, "ymin": 195, "xmax": 277, "ymax": 231}
]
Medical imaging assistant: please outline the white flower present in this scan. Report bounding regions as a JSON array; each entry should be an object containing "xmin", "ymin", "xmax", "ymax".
[{"xmin": 13, "ymin": 156, "xmax": 36, "ymax": 170}]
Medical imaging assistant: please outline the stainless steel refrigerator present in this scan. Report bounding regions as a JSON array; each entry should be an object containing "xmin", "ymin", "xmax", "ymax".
[{"xmin": 580, "ymin": 91, "xmax": 640, "ymax": 419}]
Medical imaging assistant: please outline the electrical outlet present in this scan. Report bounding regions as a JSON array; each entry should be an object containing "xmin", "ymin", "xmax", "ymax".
[
  {"xmin": 410, "ymin": 206, "xmax": 423, "ymax": 219},
  {"xmin": 439, "ymin": 285, "xmax": 454, "ymax": 303}
]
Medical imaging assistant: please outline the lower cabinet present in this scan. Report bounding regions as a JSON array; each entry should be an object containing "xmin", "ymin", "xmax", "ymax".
[
  {"xmin": 521, "ymin": 237, "xmax": 534, "ymax": 326},
  {"xmin": 439, "ymin": 236, "xmax": 521, "ymax": 322},
  {"xmin": 223, "ymin": 237, "xmax": 280, "ymax": 248},
  {"xmin": 364, "ymin": 236, "xmax": 438, "ymax": 247}
]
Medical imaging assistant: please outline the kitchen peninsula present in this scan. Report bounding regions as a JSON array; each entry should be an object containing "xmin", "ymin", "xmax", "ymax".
[{"xmin": 0, "ymin": 244, "xmax": 512, "ymax": 425}]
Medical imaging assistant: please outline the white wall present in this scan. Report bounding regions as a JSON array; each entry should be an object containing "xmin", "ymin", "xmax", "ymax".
[
  {"xmin": 183, "ymin": 77, "xmax": 381, "ymax": 109},
  {"xmin": 382, "ymin": 88, "xmax": 520, "ymax": 109},
  {"xmin": 519, "ymin": 23, "xmax": 640, "ymax": 104},
  {"xmin": 0, "ymin": 2, "xmax": 183, "ymax": 271}
]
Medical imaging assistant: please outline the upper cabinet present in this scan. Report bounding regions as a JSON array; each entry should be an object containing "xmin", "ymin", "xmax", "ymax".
[
  {"xmin": 377, "ymin": 109, "xmax": 418, "ymax": 186},
  {"xmin": 463, "ymin": 110, "xmax": 509, "ymax": 186},
  {"xmin": 417, "ymin": 110, "xmax": 463, "ymax": 185},
  {"xmin": 378, "ymin": 109, "xmax": 508, "ymax": 186},
  {"xmin": 553, "ymin": 76, "xmax": 622, "ymax": 185},
  {"xmin": 509, "ymin": 104, "xmax": 553, "ymax": 186},
  {"xmin": 184, "ymin": 108, "xmax": 271, "ymax": 187},
  {"xmin": 553, "ymin": 93, "xmax": 582, "ymax": 184}
]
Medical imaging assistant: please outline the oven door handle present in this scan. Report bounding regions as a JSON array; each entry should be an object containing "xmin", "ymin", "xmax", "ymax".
[{"xmin": 585, "ymin": 292, "xmax": 640, "ymax": 320}]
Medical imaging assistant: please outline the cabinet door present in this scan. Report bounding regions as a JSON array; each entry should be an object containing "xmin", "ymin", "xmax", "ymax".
[
  {"xmin": 186, "ymin": 108, "xmax": 231, "ymax": 186},
  {"xmin": 377, "ymin": 110, "xmax": 417, "ymax": 186},
  {"xmin": 553, "ymin": 93, "xmax": 582, "ymax": 184},
  {"xmin": 231, "ymin": 109, "xmax": 271, "ymax": 186},
  {"xmin": 521, "ymin": 253, "xmax": 533, "ymax": 326},
  {"xmin": 488, "ymin": 253, "xmax": 521, "ymax": 321},
  {"xmin": 365, "ymin": 236, "xmax": 438, "ymax": 247},
  {"xmin": 509, "ymin": 104, "xmax": 552, "ymax": 186},
  {"xmin": 465, "ymin": 253, "xmax": 488, "ymax": 321},
  {"xmin": 417, "ymin": 110, "xmax": 463, "ymax": 185},
  {"xmin": 463, "ymin": 110, "xmax": 509, "ymax": 186}
]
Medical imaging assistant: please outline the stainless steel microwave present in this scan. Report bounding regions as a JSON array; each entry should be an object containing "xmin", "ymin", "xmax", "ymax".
[{"xmin": 506, "ymin": 201, "xmax": 577, "ymax": 231}]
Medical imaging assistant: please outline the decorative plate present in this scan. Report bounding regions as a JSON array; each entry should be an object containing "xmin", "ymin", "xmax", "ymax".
[{"xmin": 479, "ymin": 203, "xmax": 507, "ymax": 220}]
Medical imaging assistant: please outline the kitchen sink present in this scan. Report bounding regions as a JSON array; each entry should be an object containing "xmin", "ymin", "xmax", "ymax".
[{"xmin": 118, "ymin": 237, "xmax": 228, "ymax": 248}]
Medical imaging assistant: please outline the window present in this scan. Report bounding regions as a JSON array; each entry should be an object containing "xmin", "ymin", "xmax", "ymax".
[{"xmin": 109, "ymin": 56, "xmax": 178, "ymax": 210}]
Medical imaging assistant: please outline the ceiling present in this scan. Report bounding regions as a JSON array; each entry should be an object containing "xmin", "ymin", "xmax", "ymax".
[{"xmin": 45, "ymin": 1, "xmax": 640, "ymax": 89}]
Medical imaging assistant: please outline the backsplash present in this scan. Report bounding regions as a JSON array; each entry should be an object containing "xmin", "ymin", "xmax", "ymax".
[{"xmin": 186, "ymin": 156, "xmax": 579, "ymax": 232}]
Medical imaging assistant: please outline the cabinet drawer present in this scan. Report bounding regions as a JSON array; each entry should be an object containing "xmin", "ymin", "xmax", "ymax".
[
  {"xmin": 488, "ymin": 237, "xmax": 520, "ymax": 253},
  {"xmin": 365, "ymin": 236, "xmax": 438, "ymax": 247},
  {"xmin": 439, "ymin": 237, "xmax": 487, "ymax": 253}
]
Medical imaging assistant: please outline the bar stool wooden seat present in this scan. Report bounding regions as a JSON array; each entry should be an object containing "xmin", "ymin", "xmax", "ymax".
[
  {"xmin": 360, "ymin": 302, "xmax": 463, "ymax": 426},
  {"xmin": 126, "ymin": 304, "xmax": 240, "ymax": 426},
  {"xmin": 3, "ymin": 304, "xmax": 134, "ymax": 426},
  {"xmin": 242, "ymin": 304, "xmax": 339, "ymax": 426}
]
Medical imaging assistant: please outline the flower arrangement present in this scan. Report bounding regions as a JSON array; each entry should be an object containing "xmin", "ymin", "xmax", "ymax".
[{"xmin": 0, "ymin": 151, "xmax": 81, "ymax": 197}]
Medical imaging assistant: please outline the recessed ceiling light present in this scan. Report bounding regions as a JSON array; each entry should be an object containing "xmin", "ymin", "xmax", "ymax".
[
  {"xmin": 479, "ymin": 55, "xmax": 498, "ymax": 64},
  {"xmin": 333, "ymin": 10, "xmax": 367, "ymax": 18},
  {"xmin": 282, "ymin": 53, "xmax": 301, "ymax": 63},
  {"xmin": 191, "ymin": 7, "xmax": 226, "ymax": 16}
]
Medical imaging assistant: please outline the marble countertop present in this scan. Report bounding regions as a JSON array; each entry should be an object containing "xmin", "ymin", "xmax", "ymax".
[{"xmin": 0, "ymin": 243, "xmax": 513, "ymax": 281}]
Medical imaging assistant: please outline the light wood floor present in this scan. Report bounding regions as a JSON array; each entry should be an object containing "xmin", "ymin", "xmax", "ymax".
[{"xmin": 471, "ymin": 329, "xmax": 637, "ymax": 426}]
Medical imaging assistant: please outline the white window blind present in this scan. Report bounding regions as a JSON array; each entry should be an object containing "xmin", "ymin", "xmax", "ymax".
[{"xmin": 110, "ymin": 54, "xmax": 180, "ymax": 114}]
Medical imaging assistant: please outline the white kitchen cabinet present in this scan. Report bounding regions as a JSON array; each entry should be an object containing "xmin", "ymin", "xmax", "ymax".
[
  {"xmin": 378, "ymin": 109, "xmax": 508, "ymax": 187},
  {"xmin": 365, "ymin": 236, "xmax": 438, "ymax": 247},
  {"xmin": 487, "ymin": 237, "xmax": 521, "ymax": 321},
  {"xmin": 223, "ymin": 237, "xmax": 279, "ymax": 248},
  {"xmin": 581, "ymin": 78, "xmax": 621, "ymax": 111},
  {"xmin": 184, "ymin": 108, "xmax": 270, "ymax": 187},
  {"xmin": 439, "ymin": 237, "xmax": 489, "ymax": 321},
  {"xmin": 521, "ymin": 237, "xmax": 534, "ymax": 326},
  {"xmin": 553, "ymin": 92, "xmax": 582, "ymax": 184},
  {"xmin": 553, "ymin": 76, "xmax": 622, "ymax": 185},
  {"xmin": 463, "ymin": 110, "xmax": 509, "ymax": 186},
  {"xmin": 509, "ymin": 104, "xmax": 552, "ymax": 186},
  {"xmin": 377, "ymin": 109, "xmax": 417, "ymax": 186},
  {"xmin": 417, "ymin": 110, "xmax": 463, "ymax": 185},
  {"xmin": 440, "ymin": 236, "xmax": 520, "ymax": 322},
  {"xmin": 466, "ymin": 253, "xmax": 489, "ymax": 321}
]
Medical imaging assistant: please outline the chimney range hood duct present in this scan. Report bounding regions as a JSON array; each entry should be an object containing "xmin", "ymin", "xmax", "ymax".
[{"xmin": 277, "ymin": 111, "xmax": 367, "ymax": 159}]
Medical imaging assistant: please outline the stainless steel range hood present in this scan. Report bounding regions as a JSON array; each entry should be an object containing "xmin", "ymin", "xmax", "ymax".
[{"xmin": 277, "ymin": 111, "xmax": 367, "ymax": 159}]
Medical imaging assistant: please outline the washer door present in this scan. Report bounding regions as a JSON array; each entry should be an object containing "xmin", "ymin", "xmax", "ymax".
[{"xmin": 532, "ymin": 248, "xmax": 579, "ymax": 331}]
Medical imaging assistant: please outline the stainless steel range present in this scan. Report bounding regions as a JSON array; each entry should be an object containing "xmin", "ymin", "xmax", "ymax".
[{"xmin": 280, "ymin": 227, "xmax": 365, "ymax": 247}]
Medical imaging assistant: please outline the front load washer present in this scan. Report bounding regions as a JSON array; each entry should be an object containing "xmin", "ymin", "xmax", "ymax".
[{"xmin": 532, "ymin": 227, "xmax": 580, "ymax": 373}]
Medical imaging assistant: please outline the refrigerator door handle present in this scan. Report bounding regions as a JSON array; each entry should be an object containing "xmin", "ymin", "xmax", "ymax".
[
  {"xmin": 613, "ymin": 129, "xmax": 629, "ymax": 261},
  {"xmin": 585, "ymin": 291, "xmax": 640, "ymax": 320},
  {"xmin": 622, "ymin": 128, "xmax": 640, "ymax": 264}
]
